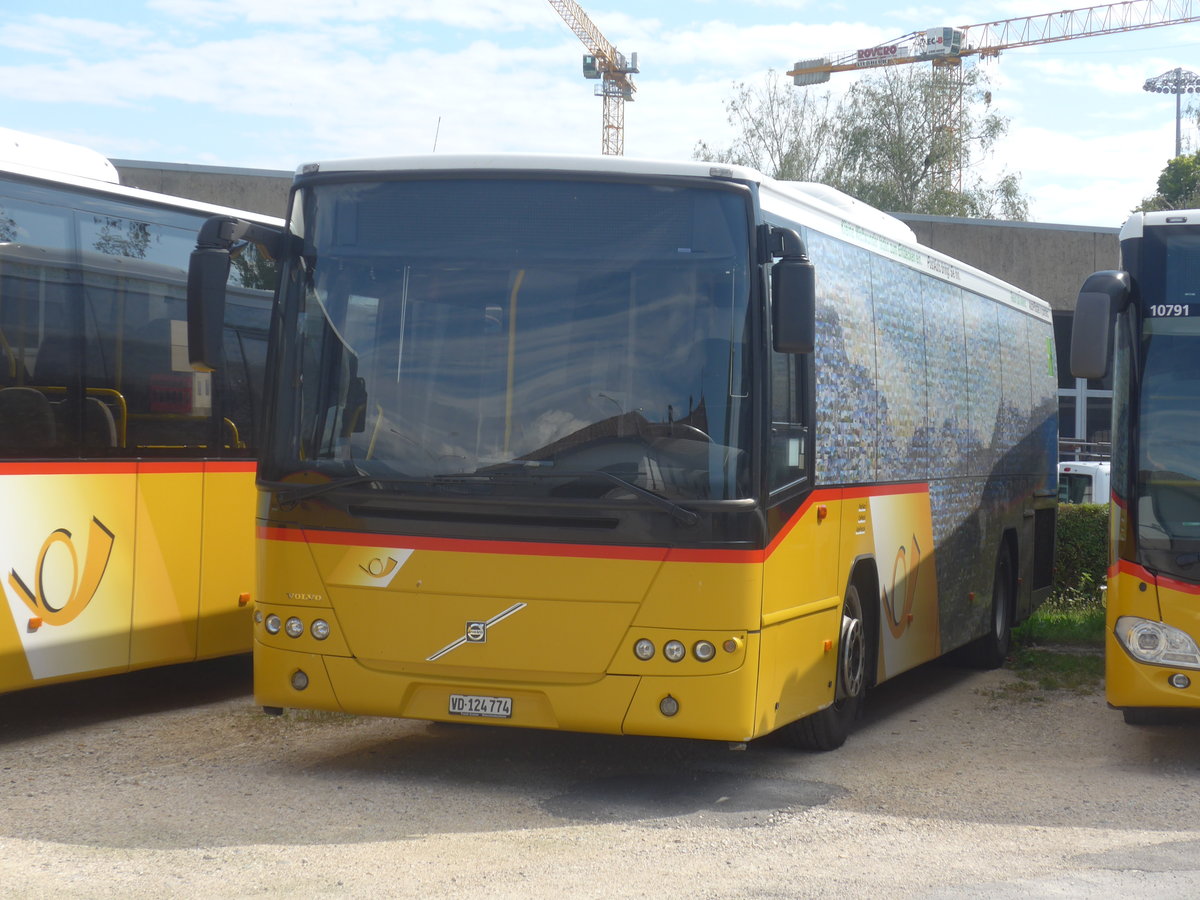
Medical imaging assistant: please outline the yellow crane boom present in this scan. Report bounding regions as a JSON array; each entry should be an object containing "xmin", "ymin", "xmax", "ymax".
[{"xmin": 548, "ymin": 0, "xmax": 639, "ymax": 156}]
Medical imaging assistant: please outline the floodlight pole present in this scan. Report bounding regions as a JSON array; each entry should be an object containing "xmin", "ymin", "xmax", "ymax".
[{"xmin": 1143, "ymin": 67, "xmax": 1200, "ymax": 158}]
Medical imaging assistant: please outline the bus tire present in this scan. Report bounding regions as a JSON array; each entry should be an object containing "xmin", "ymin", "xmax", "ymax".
[
  {"xmin": 959, "ymin": 545, "xmax": 1014, "ymax": 670},
  {"xmin": 1122, "ymin": 707, "xmax": 1166, "ymax": 726},
  {"xmin": 782, "ymin": 582, "xmax": 868, "ymax": 751}
]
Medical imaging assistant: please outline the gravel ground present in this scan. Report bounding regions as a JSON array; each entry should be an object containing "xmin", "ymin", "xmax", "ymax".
[{"xmin": 1, "ymin": 655, "xmax": 1199, "ymax": 898}]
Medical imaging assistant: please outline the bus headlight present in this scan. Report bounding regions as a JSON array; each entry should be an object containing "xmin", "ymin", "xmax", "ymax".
[
  {"xmin": 264, "ymin": 614, "xmax": 282, "ymax": 635},
  {"xmin": 634, "ymin": 639, "xmax": 655, "ymax": 660},
  {"xmin": 311, "ymin": 619, "xmax": 331, "ymax": 641},
  {"xmin": 1115, "ymin": 617, "xmax": 1200, "ymax": 669},
  {"xmin": 664, "ymin": 640, "xmax": 686, "ymax": 663},
  {"xmin": 284, "ymin": 617, "xmax": 304, "ymax": 638}
]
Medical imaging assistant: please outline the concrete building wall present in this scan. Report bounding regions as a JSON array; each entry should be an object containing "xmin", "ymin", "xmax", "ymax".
[
  {"xmin": 113, "ymin": 160, "xmax": 292, "ymax": 220},
  {"xmin": 110, "ymin": 160, "xmax": 1121, "ymax": 311},
  {"xmin": 896, "ymin": 214, "xmax": 1119, "ymax": 313}
]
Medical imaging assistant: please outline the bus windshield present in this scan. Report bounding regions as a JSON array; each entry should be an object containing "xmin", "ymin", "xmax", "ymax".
[
  {"xmin": 1137, "ymin": 316, "xmax": 1200, "ymax": 578},
  {"xmin": 268, "ymin": 176, "xmax": 755, "ymax": 502}
]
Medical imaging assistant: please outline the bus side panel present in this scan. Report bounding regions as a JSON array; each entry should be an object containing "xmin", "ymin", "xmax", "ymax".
[
  {"xmin": 195, "ymin": 463, "xmax": 256, "ymax": 659},
  {"xmin": 758, "ymin": 493, "xmax": 842, "ymax": 734},
  {"xmin": 129, "ymin": 465, "xmax": 201, "ymax": 668},
  {"xmin": 0, "ymin": 467, "xmax": 137, "ymax": 692},
  {"xmin": 867, "ymin": 489, "xmax": 941, "ymax": 680}
]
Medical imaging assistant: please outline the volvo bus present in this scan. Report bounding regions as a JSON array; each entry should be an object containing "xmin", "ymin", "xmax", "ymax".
[
  {"xmin": 1073, "ymin": 209, "xmax": 1200, "ymax": 723},
  {"xmin": 0, "ymin": 129, "xmax": 279, "ymax": 693},
  {"xmin": 189, "ymin": 155, "xmax": 1057, "ymax": 749}
]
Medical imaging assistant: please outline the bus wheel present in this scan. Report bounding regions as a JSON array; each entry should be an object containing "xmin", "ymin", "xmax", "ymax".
[
  {"xmin": 782, "ymin": 582, "xmax": 868, "ymax": 751},
  {"xmin": 1122, "ymin": 707, "xmax": 1167, "ymax": 725},
  {"xmin": 959, "ymin": 547, "xmax": 1014, "ymax": 670}
]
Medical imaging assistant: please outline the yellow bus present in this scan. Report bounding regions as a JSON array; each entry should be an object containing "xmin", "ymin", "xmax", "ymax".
[
  {"xmin": 0, "ymin": 131, "xmax": 279, "ymax": 694},
  {"xmin": 188, "ymin": 156, "xmax": 1057, "ymax": 749},
  {"xmin": 1073, "ymin": 210, "xmax": 1200, "ymax": 724}
]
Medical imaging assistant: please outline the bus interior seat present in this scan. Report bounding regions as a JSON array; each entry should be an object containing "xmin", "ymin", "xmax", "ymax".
[
  {"xmin": 0, "ymin": 387, "xmax": 57, "ymax": 452},
  {"xmin": 83, "ymin": 396, "xmax": 118, "ymax": 448}
]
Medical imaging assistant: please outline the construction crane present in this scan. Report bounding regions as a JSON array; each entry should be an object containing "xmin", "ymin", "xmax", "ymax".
[
  {"xmin": 548, "ymin": 0, "xmax": 639, "ymax": 156},
  {"xmin": 787, "ymin": 0, "xmax": 1200, "ymax": 187}
]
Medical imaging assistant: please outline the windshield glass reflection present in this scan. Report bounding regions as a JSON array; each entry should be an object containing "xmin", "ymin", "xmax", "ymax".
[{"xmin": 278, "ymin": 177, "xmax": 754, "ymax": 502}]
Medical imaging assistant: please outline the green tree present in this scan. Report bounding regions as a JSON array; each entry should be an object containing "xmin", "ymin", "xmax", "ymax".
[
  {"xmin": 1135, "ymin": 152, "xmax": 1200, "ymax": 212},
  {"xmin": 695, "ymin": 67, "xmax": 1029, "ymax": 220}
]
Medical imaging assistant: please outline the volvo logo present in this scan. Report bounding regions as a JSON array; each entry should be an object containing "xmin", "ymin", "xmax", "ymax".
[{"xmin": 427, "ymin": 603, "xmax": 527, "ymax": 661}]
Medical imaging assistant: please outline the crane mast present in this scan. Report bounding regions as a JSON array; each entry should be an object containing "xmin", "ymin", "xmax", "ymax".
[{"xmin": 548, "ymin": 0, "xmax": 639, "ymax": 156}]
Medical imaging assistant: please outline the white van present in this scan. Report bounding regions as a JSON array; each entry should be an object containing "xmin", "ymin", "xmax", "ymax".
[{"xmin": 1057, "ymin": 460, "xmax": 1110, "ymax": 504}]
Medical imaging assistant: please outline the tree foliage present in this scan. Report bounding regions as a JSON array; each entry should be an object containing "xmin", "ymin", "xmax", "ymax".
[
  {"xmin": 695, "ymin": 67, "xmax": 1029, "ymax": 220},
  {"xmin": 1135, "ymin": 152, "xmax": 1200, "ymax": 212}
]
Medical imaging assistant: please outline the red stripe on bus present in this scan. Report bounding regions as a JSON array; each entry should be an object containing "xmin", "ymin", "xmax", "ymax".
[
  {"xmin": 259, "ymin": 482, "xmax": 932, "ymax": 564},
  {"xmin": 1116, "ymin": 559, "xmax": 1200, "ymax": 595},
  {"xmin": 0, "ymin": 459, "xmax": 256, "ymax": 476}
]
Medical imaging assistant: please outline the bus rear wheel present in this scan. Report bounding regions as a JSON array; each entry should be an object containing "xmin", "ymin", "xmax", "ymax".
[
  {"xmin": 957, "ymin": 547, "xmax": 1014, "ymax": 670},
  {"xmin": 782, "ymin": 582, "xmax": 868, "ymax": 751}
]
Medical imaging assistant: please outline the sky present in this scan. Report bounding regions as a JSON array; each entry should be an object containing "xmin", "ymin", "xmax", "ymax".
[{"xmin": 2, "ymin": 0, "xmax": 1199, "ymax": 228}]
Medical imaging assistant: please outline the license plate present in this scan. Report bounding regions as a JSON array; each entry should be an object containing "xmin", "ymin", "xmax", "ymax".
[{"xmin": 448, "ymin": 693, "xmax": 512, "ymax": 719}]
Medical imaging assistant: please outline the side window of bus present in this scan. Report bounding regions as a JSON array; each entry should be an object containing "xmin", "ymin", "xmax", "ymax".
[{"xmin": 0, "ymin": 194, "xmax": 78, "ymax": 457}]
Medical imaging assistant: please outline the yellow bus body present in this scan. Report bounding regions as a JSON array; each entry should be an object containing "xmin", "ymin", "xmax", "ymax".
[
  {"xmin": 0, "ymin": 461, "xmax": 256, "ymax": 693},
  {"xmin": 1106, "ymin": 561, "xmax": 1200, "ymax": 710},
  {"xmin": 253, "ymin": 484, "xmax": 946, "ymax": 741}
]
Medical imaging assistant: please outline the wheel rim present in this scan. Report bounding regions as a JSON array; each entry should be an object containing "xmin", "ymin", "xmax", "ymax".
[{"xmin": 839, "ymin": 597, "xmax": 866, "ymax": 700}]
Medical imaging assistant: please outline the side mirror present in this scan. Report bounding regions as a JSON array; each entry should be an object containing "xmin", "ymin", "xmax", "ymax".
[
  {"xmin": 769, "ymin": 227, "xmax": 816, "ymax": 355},
  {"xmin": 772, "ymin": 258, "xmax": 816, "ymax": 354},
  {"xmin": 1071, "ymin": 270, "xmax": 1130, "ymax": 380},
  {"xmin": 187, "ymin": 214, "xmax": 285, "ymax": 372},
  {"xmin": 187, "ymin": 246, "xmax": 231, "ymax": 373}
]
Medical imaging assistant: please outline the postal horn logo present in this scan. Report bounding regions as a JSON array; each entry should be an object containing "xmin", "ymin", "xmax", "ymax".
[{"xmin": 9, "ymin": 517, "xmax": 115, "ymax": 627}]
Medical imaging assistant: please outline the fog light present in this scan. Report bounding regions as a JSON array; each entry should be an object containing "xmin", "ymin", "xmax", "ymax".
[
  {"xmin": 1170, "ymin": 673, "xmax": 1191, "ymax": 689},
  {"xmin": 284, "ymin": 616, "xmax": 304, "ymax": 638},
  {"xmin": 634, "ymin": 638, "xmax": 655, "ymax": 660},
  {"xmin": 291, "ymin": 669, "xmax": 309, "ymax": 691},
  {"xmin": 311, "ymin": 619, "xmax": 331, "ymax": 641},
  {"xmin": 664, "ymin": 640, "xmax": 686, "ymax": 662},
  {"xmin": 264, "ymin": 614, "xmax": 282, "ymax": 635},
  {"xmin": 659, "ymin": 695, "xmax": 679, "ymax": 717},
  {"xmin": 693, "ymin": 640, "xmax": 716, "ymax": 662}
]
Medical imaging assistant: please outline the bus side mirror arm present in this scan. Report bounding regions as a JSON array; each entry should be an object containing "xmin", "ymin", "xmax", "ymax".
[
  {"xmin": 1071, "ymin": 270, "xmax": 1131, "ymax": 380},
  {"xmin": 769, "ymin": 226, "xmax": 817, "ymax": 355}
]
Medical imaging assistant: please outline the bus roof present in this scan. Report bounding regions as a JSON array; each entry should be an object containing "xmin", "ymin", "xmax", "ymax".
[
  {"xmin": 0, "ymin": 128, "xmax": 120, "ymax": 184},
  {"xmin": 1120, "ymin": 209, "xmax": 1200, "ymax": 241}
]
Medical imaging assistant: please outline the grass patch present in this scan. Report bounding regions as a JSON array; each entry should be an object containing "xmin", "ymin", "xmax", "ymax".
[
  {"xmin": 1013, "ymin": 583, "xmax": 1106, "ymax": 647},
  {"xmin": 1008, "ymin": 646, "xmax": 1104, "ymax": 694},
  {"xmin": 983, "ymin": 585, "xmax": 1107, "ymax": 701}
]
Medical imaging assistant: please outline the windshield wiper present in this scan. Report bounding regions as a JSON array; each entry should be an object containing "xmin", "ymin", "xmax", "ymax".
[{"xmin": 264, "ymin": 475, "xmax": 425, "ymax": 505}]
